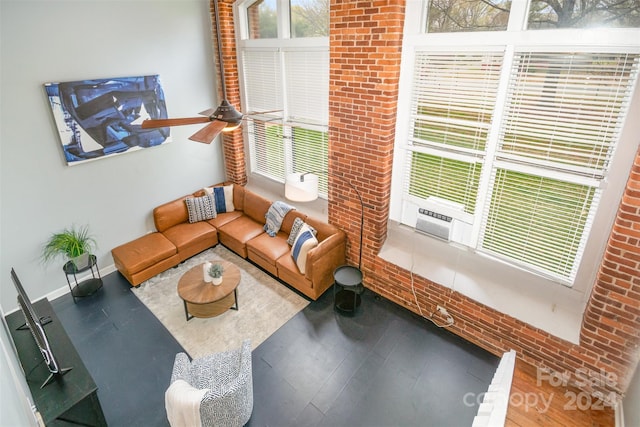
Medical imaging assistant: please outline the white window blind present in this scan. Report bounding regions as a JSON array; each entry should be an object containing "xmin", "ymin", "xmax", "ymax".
[
  {"xmin": 290, "ymin": 125, "xmax": 329, "ymax": 195},
  {"xmin": 284, "ymin": 49, "xmax": 329, "ymax": 124},
  {"xmin": 496, "ymin": 52, "xmax": 638, "ymax": 177},
  {"xmin": 405, "ymin": 51, "xmax": 503, "ymax": 214},
  {"xmin": 481, "ymin": 168, "xmax": 600, "ymax": 281},
  {"xmin": 404, "ymin": 151, "xmax": 483, "ymax": 215},
  {"xmin": 247, "ymin": 119, "xmax": 285, "ymax": 182},
  {"xmin": 478, "ymin": 51, "xmax": 640, "ymax": 282},
  {"xmin": 242, "ymin": 49, "xmax": 283, "ymax": 113},
  {"xmin": 247, "ymin": 118, "xmax": 329, "ymax": 194},
  {"xmin": 242, "ymin": 47, "xmax": 329, "ymax": 185},
  {"xmin": 410, "ymin": 51, "xmax": 503, "ymax": 153}
]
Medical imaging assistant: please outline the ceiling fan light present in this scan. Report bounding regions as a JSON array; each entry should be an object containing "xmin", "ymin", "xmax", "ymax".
[{"xmin": 222, "ymin": 122, "xmax": 241, "ymax": 132}]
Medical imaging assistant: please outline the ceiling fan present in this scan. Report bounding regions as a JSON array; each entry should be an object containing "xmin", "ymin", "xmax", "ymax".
[{"xmin": 141, "ymin": 0, "xmax": 244, "ymax": 144}]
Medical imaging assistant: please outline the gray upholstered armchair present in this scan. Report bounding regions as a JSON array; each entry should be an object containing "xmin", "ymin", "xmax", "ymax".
[{"xmin": 166, "ymin": 340, "xmax": 253, "ymax": 427}]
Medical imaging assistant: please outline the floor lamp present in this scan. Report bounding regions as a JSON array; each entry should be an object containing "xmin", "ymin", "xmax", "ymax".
[{"xmin": 285, "ymin": 172, "xmax": 364, "ymax": 314}]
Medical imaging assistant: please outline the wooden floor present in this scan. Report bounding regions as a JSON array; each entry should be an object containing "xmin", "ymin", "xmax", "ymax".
[{"xmin": 506, "ymin": 359, "xmax": 614, "ymax": 426}]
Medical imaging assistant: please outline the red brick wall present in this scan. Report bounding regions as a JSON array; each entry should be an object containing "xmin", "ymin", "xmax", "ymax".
[
  {"xmin": 210, "ymin": 0, "xmax": 246, "ymax": 185},
  {"xmin": 327, "ymin": 0, "xmax": 402, "ymax": 266},
  {"xmin": 214, "ymin": 0, "xmax": 640, "ymax": 399}
]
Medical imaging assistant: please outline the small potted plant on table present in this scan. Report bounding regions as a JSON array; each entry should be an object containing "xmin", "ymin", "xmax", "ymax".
[
  {"xmin": 41, "ymin": 224, "xmax": 97, "ymax": 271},
  {"xmin": 208, "ymin": 263, "xmax": 224, "ymax": 285}
]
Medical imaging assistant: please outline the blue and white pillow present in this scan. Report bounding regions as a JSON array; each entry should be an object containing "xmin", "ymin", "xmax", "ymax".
[
  {"xmin": 287, "ymin": 218, "xmax": 316, "ymax": 246},
  {"xmin": 185, "ymin": 194, "xmax": 217, "ymax": 223},
  {"xmin": 291, "ymin": 224, "xmax": 318, "ymax": 274},
  {"xmin": 205, "ymin": 184, "xmax": 234, "ymax": 213}
]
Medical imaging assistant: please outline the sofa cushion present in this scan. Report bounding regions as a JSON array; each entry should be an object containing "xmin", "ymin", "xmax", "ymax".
[
  {"xmin": 205, "ymin": 184, "xmax": 234, "ymax": 213},
  {"xmin": 112, "ymin": 232, "xmax": 176, "ymax": 276},
  {"xmin": 207, "ymin": 210, "xmax": 243, "ymax": 229},
  {"xmin": 218, "ymin": 216, "xmax": 265, "ymax": 258},
  {"xmin": 291, "ymin": 224, "xmax": 318, "ymax": 274},
  {"xmin": 154, "ymin": 198, "xmax": 189, "ymax": 232},
  {"xmin": 232, "ymin": 184, "xmax": 245, "ymax": 211},
  {"xmin": 162, "ymin": 222, "xmax": 217, "ymax": 252},
  {"xmin": 247, "ymin": 232, "xmax": 290, "ymax": 269},
  {"xmin": 276, "ymin": 254, "xmax": 313, "ymax": 294},
  {"xmin": 243, "ymin": 191, "xmax": 271, "ymax": 224},
  {"xmin": 304, "ymin": 216, "xmax": 338, "ymax": 242},
  {"xmin": 185, "ymin": 194, "xmax": 217, "ymax": 223}
]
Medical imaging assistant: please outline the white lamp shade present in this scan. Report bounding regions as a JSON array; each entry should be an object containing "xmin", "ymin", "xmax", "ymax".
[{"xmin": 285, "ymin": 173, "xmax": 319, "ymax": 202}]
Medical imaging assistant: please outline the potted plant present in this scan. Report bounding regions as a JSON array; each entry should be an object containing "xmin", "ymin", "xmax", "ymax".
[
  {"xmin": 208, "ymin": 263, "xmax": 224, "ymax": 285},
  {"xmin": 41, "ymin": 224, "xmax": 97, "ymax": 271}
]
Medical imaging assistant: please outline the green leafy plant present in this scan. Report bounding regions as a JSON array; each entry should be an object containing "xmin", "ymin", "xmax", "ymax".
[
  {"xmin": 41, "ymin": 224, "xmax": 97, "ymax": 264},
  {"xmin": 208, "ymin": 263, "xmax": 224, "ymax": 278}
]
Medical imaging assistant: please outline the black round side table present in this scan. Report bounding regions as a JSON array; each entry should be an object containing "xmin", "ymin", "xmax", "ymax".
[
  {"xmin": 333, "ymin": 265, "xmax": 363, "ymax": 315},
  {"xmin": 63, "ymin": 254, "xmax": 103, "ymax": 302}
]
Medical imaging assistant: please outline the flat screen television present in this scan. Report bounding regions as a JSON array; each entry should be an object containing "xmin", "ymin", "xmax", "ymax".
[{"xmin": 11, "ymin": 268, "xmax": 71, "ymax": 388}]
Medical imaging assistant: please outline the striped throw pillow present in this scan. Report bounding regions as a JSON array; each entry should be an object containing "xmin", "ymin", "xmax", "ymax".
[
  {"xmin": 205, "ymin": 184, "xmax": 234, "ymax": 213},
  {"xmin": 291, "ymin": 224, "xmax": 318, "ymax": 274}
]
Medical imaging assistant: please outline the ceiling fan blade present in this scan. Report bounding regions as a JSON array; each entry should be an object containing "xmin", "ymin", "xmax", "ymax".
[
  {"xmin": 141, "ymin": 117, "xmax": 211, "ymax": 129},
  {"xmin": 198, "ymin": 108, "xmax": 216, "ymax": 117},
  {"xmin": 188, "ymin": 120, "xmax": 227, "ymax": 144}
]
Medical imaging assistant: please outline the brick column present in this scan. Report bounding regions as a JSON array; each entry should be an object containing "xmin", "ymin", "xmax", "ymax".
[
  {"xmin": 328, "ymin": 0, "xmax": 404, "ymax": 272},
  {"xmin": 210, "ymin": 0, "xmax": 246, "ymax": 185}
]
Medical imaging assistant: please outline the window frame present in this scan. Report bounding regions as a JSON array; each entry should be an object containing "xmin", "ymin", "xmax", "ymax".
[
  {"xmin": 390, "ymin": 0, "xmax": 640, "ymax": 291},
  {"xmin": 234, "ymin": 0, "xmax": 330, "ymax": 194}
]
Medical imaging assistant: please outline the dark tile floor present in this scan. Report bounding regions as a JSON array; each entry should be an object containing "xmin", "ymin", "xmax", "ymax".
[
  {"xmin": 51, "ymin": 264, "xmax": 498, "ymax": 427},
  {"xmin": 51, "ymin": 270, "xmax": 184, "ymax": 427}
]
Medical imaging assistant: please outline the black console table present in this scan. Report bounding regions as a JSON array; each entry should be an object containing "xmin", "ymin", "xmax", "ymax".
[{"xmin": 6, "ymin": 298, "xmax": 107, "ymax": 426}]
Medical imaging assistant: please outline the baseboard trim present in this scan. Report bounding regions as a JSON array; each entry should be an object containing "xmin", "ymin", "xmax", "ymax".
[{"xmin": 615, "ymin": 399, "xmax": 624, "ymax": 427}]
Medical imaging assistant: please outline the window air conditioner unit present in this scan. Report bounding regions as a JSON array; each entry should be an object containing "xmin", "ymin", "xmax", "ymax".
[{"xmin": 415, "ymin": 197, "xmax": 465, "ymax": 242}]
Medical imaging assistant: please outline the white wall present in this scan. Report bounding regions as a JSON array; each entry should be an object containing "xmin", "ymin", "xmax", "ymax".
[{"xmin": 0, "ymin": 0, "xmax": 223, "ymax": 423}]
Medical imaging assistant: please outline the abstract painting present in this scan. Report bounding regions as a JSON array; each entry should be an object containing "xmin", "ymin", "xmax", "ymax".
[{"xmin": 44, "ymin": 75, "xmax": 171, "ymax": 165}]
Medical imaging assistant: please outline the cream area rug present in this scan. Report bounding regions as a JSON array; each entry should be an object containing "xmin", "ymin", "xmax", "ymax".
[{"xmin": 131, "ymin": 245, "xmax": 309, "ymax": 359}]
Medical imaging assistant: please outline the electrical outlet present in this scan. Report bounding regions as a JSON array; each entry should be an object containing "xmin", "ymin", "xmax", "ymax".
[
  {"xmin": 437, "ymin": 305, "xmax": 448, "ymax": 316},
  {"xmin": 436, "ymin": 305, "xmax": 454, "ymax": 325}
]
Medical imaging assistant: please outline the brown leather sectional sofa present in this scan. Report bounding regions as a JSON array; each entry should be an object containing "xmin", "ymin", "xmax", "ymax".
[{"xmin": 111, "ymin": 183, "xmax": 346, "ymax": 300}]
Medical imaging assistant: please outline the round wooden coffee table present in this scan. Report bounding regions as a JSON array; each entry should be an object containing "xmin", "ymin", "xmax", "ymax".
[{"xmin": 177, "ymin": 260, "xmax": 240, "ymax": 320}]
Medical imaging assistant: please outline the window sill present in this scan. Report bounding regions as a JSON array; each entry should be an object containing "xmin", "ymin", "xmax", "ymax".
[
  {"xmin": 379, "ymin": 221, "xmax": 587, "ymax": 344},
  {"xmin": 246, "ymin": 175, "xmax": 328, "ymax": 222}
]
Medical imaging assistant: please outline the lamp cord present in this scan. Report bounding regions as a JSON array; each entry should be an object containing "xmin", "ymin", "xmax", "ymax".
[{"xmin": 410, "ymin": 227, "xmax": 454, "ymax": 328}]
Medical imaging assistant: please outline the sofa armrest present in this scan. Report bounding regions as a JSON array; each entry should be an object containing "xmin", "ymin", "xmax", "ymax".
[
  {"xmin": 170, "ymin": 352, "xmax": 192, "ymax": 384},
  {"xmin": 305, "ymin": 231, "xmax": 346, "ymax": 284}
]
